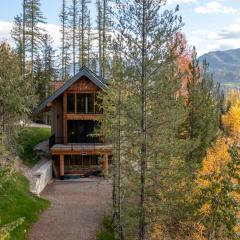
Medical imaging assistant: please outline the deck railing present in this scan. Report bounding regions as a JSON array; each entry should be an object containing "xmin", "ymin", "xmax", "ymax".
[{"xmin": 49, "ymin": 135, "xmax": 104, "ymax": 148}]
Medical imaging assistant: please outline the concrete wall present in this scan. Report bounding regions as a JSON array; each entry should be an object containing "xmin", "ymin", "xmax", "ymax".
[
  {"xmin": 52, "ymin": 96, "xmax": 63, "ymax": 139},
  {"xmin": 31, "ymin": 161, "xmax": 52, "ymax": 195}
]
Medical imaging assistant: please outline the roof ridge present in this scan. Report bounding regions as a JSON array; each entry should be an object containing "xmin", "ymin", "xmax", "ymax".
[{"xmin": 33, "ymin": 67, "xmax": 108, "ymax": 115}]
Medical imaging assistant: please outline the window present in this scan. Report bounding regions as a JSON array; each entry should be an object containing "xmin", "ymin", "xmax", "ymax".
[
  {"xmin": 76, "ymin": 94, "xmax": 94, "ymax": 113},
  {"xmin": 67, "ymin": 120, "xmax": 96, "ymax": 143},
  {"xmin": 67, "ymin": 94, "xmax": 75, "ymax": 113},
  {"xmin": 67, "ymin": 93, "xmax": 95, "ymax": 114},
  {"xmin": 77, "ymin": 94, "xmax": 85, "ymax": 113}
]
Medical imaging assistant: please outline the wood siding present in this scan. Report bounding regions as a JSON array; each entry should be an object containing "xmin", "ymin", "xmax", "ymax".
[
  {"xmin": 51, "ymin": 96, "xmax": 63, "ymax": 139},
  {"xmin": 67, "ymin": 76, "xmax": 100, "ymax": 92}
]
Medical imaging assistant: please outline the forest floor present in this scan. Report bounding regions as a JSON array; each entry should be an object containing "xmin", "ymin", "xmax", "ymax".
[{"xmin": 28, "ymin": 178, "xmax": 112, "ymax": 240}]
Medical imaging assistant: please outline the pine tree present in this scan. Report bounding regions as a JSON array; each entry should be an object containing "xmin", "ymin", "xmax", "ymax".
[
  {"xmin": 96, "ymin": 0, "xmax": 110, "ymax": 77},
  {"xmin": 101, "ymin": 40, "xmax": 125, "ymax": 239},
  {"xmin": 87, "ymin": 14, "xmax": 91, "ymax": 68},
  {"xmin": 11, "ymin": 15, "xmax": 24, "ymax": 75},
  {"xmin": 23, "ymin": 0, "xmax": 27, "ymax": 77},
  {"xmin": 96, "ymin": 0, "xmax": 103, "ymax": 75},
  {"xmin": 101, "ymin": 1, "xmax": 191, "ymax": 239},
  {"xmin": 78, "ymin": 0, "xmax": 91, "ymax": 68},
  {"xmin": 34, "ymin": 34, "xmax": 55, "ymax": 103},
  {"xmin": 41, "ymin": 34, "xmax": 55, "ymax": 99},
  {"xmin": 69, "ymin": 0, "xmax": 79, "ymax": 74},
  {"xmin": 102, "ymin": 0, "xmax": 107, "ymax": 77},
  {"xmin": 24, "ymin": 0, "xmax": 46, "ymax": 77},
  {"xmin": 0, "ymin": 42, "xmax": 34, "ymax": 148},
  {"xmin": 59, "ymin": 0, "xmax": 71, "ymax": 80},
  {"xmin": 187, "ymin": 48, "xmax": 223, "ymax": 166}
]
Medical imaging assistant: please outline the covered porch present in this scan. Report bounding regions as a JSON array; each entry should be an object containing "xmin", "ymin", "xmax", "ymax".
[{"xmin": 51, "ymin": 143, "xmax": 112, "ymax": 179}]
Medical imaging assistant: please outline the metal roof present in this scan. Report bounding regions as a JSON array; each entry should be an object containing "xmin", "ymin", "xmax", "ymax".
[{"xmin": 33, "ymin": 67, "xmax": 108, "ymax": 115}]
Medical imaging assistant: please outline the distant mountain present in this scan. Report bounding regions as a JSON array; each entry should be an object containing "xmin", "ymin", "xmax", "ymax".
[{"xmin": 199, "ymin": 48, "xmax": 240, "ymax": 89}]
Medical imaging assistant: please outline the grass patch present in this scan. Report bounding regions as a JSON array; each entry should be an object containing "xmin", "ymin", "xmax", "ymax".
[
  {"xmin": 17, "ymin": 127, "xmax": 51, "ymax": 166},
  {"xmin": 0, "ymin": 173, "xmax": 49, "ymax": 240},
  {"xmin": 97, "ymin": 216, "xmax": 116, "ymax": 240}
]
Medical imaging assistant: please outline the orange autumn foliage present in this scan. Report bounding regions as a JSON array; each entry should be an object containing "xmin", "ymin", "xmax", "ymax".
[{"xmin": 176, "ymin": 33, "xmax": 192, "ymax": 97}]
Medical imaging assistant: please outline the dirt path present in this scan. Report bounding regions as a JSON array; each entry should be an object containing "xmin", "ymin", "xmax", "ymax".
[{"xmin": 28, "ymin": 178, "xmax": 112, "ymax": 240}]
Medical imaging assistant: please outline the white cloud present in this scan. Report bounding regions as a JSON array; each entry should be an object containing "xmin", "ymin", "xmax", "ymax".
[
  {"xmin": 40, "ymin": 23, "xmax": 61, "ymax": 47},
  {"xmin": 167, "ymin": 0, "xmax": 196, "ymax": 5},
  {"xmin": 0, "ymin": 21, "xmax": 13, "ymax": 43},
  {"xmin": 195, "ymin": 1, "xmax": 237, "ymax": 14},
  {"xmin": 0, "ymin": 21, "xmax": 61, "ymax": 48},
  {"xmin": 188, "ymin": 17, "xmax": 240, "ymax": 55}
]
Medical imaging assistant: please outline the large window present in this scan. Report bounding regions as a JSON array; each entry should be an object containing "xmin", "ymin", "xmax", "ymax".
[
  {"xmin": 77, "ymin": 94, "xmax": 85, "ymax": 113},
  {"xmin": 67, "ymin": 93, "xmax": 96, "ymax": 114},
  {"xmin": 67, "ymin": 120, "xmax": 96, "ymax": 143},
  {"xmin": 67, "ymin": 94, "xmax": 75, "ymax": 113},
  {"xmin": 76, "ymin": 94, "xmax": 94, "ymax": 114}
]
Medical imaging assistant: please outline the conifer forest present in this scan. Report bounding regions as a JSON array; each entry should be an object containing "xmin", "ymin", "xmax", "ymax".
[{"xmin": 0, "ymin": 1, "xmax": 240, "ymax": 240}]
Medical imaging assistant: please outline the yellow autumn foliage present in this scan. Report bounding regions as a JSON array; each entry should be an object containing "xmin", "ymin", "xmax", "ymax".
[
  {"xmin": 222, "ymin": 90, "xmax": 240, "ymax": 141},
  {"xmin": 196, "ymin": 137, "xmax": 231, "ymax": 189},
  {"xmin": 194, "ymin": 90, "xmax": 240, "ymax": 238},
  {"xmin": 194, "ymin": 136, "xmax": 233, "ymax": 221},
  {"xmin": 149, "ymin": 90, "xmax": 240, "ymax": 239},
  {"xmin": 150, "ymin": 221, "xmax": 206, "ymax": 240}
]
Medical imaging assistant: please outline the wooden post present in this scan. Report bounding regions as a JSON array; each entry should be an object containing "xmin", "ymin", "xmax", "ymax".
[
  {"xmin": 63, "ymin": 93, "xmax": 67, "ymax": 144},
  {"xmin": 60, "ymin": 154, "xmax": 64, "ymax": 180},
  {"xmin": 103, "ymin": 154, "xmax": 109, "ymax": 176}
]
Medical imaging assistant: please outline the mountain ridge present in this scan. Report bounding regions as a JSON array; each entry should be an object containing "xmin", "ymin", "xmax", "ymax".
[{"xmin": 199, "ymin": 48, "xmax": 240, "ymax": 88}]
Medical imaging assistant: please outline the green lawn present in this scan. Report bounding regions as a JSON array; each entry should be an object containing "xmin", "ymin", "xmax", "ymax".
[
  {"xmin": 0, "ymin": 173, "xmax": 49, "ymax": 240},
  {"xmin": 17, "ymin": 127, "xmax": 51, "ymax": 166}
]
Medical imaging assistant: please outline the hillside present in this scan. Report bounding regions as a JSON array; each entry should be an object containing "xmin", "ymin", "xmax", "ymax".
[{"xmin": 199, "ymin": 48, "xmax": 240, "ymax": 89}]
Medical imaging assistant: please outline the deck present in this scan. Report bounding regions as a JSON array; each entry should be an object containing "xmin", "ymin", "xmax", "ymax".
[{"xmin": 51, "ymin": 143, "xmax": 112, "ymax": 155}]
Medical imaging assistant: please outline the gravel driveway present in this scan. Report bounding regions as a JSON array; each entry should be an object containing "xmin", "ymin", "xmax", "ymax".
[{"xmin": 28, "ymin": 178, "xmax": 112, "ymax": 240}]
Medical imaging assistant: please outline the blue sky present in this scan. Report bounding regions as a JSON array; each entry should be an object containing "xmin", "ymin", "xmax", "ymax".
[{"xmin": 0, "ymin": 0, "xmax": 240, "ymax": 55}]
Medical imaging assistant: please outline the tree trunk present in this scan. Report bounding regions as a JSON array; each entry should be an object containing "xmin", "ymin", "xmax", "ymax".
[
  {"xmin": 139, "ymin": 1, "xmax": 147, "ymax": 239},
  {"xmin": 22, "ymin": 0, "xmax": 26, "ymax": 78},
  {"xmin": 81, "ymin": 0, "xmax": 84, "ymax": 67},
  {"xmin": 61, "ymin": 0, "xmax": 66, "ymax": 80},
  {"xmin": 102, "ymin": 0, "xmax": 106, "ymax": 78},
  {"xmin": 31, "ymin": 0, "xmax": 34, "ymax": 79},
  {"xmin": 97, "ymin": 0, "xmax": 102, "ymax": 77},
  {"xmin": 73, "ymin": 0, "xmax": 77, "ymax": 74}
]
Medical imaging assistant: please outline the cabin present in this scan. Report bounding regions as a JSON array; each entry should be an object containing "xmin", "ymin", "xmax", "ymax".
[{"xmin": 33, "ymin": 67, "xmax": 112, "ymax": 180}]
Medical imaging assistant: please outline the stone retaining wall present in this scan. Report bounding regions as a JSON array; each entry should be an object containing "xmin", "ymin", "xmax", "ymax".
[{"xmin": 31, "ymin": 161, "xmax": 52, "ymax": 195}]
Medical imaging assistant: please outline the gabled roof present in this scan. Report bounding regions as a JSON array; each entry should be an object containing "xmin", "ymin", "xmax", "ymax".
[{"xmin": 33, "ymin": 67, "xmax": 108, "ymax": 115}]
